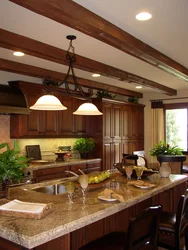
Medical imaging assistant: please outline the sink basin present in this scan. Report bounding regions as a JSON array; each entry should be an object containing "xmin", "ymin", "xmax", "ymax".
[{"xmin": 31, "ymin": 183, "xmax": 67, "ymax": 195}]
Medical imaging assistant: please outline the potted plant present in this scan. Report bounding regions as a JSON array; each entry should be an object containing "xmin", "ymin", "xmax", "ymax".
[
  {"xmin": 149, "ymin": 141, "xmax": 183, "ymax": 157},
  {"xmin": 0, "ymin": 141, "xmax": 29, "ymax": 195},
  {"xmin": 149, "ymin": 141, "xmax": 185, "ymax": 177},
  {"xmin": 73, "ymin": 138, "xmax": 96, "ymax": 159},
  {"xmin": 96, "ymin": 90, "xmax": 116, "ymax": 99}
]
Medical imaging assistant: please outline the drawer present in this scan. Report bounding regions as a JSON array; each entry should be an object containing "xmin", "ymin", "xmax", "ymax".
[{"xmin": 71, "ymin": 164, "xmax": 87, "ymax": 171}]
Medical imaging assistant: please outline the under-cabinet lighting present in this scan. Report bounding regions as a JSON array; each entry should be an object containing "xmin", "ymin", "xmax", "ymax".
[{"xmin": 136, "ymin": 86, "xmax": 142, "ymax": 89}]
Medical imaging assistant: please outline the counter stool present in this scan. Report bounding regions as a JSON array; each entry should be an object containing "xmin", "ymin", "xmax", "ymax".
[
  {"xmin": 158, "ymin": 189, "xmax": 188, "ymax": 250},
  {"xmin": 79, "ymin": 205, "xmax": 162, "ymax": 250}
]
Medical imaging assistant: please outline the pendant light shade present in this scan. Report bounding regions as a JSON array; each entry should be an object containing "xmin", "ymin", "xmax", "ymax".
[
  {"xmin": 30, "ymin": 94, "xmax": 67, "ymax": 110},
  {"xmin": 73, "ymin": 102, "xmax": 103, "ymax": 115}
]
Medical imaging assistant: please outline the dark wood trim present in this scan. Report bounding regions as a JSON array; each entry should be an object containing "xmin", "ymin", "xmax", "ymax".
[
  {"xmin": 0, "ymin": 28, "xmax": 176, "ymax": 95},
  {"xmin": 9, "ymin": 0, "xmax": 188, "ymax": 83},
  {"xmin": 0, "ymin": 58, "xmax": 142, "ymax": 97},
  {"xmin": 163, "ymin": 102, "xmax": 188, "ymax": 109}
]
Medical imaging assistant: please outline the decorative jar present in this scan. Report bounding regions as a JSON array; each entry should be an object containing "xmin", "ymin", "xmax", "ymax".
[{"xmin": 159, "ymin": 162, "xmax": 171, "ymax": 178}]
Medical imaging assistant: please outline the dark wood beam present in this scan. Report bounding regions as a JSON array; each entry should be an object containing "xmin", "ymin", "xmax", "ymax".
[
  {"xmin": 0, "ymin": 58, "xmax": 142, "ymax": 97},
  {"xmin": 0, "ymin": 28, "xmax": 177, "ymax": 96},
  {"xmin": 9, "ymin": 0, "xmax": 188, "ymax": 83}
]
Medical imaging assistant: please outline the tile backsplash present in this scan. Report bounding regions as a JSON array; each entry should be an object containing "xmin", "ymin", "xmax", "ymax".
[
  {"xmin": 0, "ymin": 115, "xmax": 78, "ymax": 159},
  {"xmin": 0, "ymin": 115, "xmax": 11, "ymax": 144}
]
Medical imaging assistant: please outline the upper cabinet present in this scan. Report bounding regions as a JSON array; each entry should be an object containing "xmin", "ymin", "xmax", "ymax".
[
  {"xmin": 89, "ymin": 98, "xmax": 145, "ymax": 169},
  {"xmin": 103, "ymin": 102, "xmax": 121, "ymax": 141},
  {"xmin": 10, "ymin": 81, "xmax": 90, "ymax": 138}
]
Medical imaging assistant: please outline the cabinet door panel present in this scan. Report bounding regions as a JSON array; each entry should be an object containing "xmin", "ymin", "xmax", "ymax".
[
  {"xmin": 121, "ymin": 107, "xmax": 130, "ymax": 140},
  {"xmin": 103, "ymin": 103, "xmax": 113, "ymax": 140},
  {"xmin": 103, "ymin": 142, "xmax": 112, "ymax": 170},
  {"xmin": 112, "ymin": 105, "xmax": 121, "ymax": 140},
  {"xmin": 18, "ymin": 91, "xmax": 45, "ymax": 137},
  {"xmin": 58, "ymin": 96, "xmax": 73, "ymax": 136},
  {"xmin": 73, "ymin": 99, "xmax": 87, "ymax": 136},
  {"xmin": 112, "ymin": 141, "xmax": 121, "ymax": 166},
  {"xmin": 44, "ymin": 111, "xmax": 58, "ymax": 136},
  {"xmin": 131, "ymin": 108, "xmax": 143, "ymax": 139}
]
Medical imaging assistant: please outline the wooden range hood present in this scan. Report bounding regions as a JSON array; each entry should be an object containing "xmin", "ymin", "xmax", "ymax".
[{"xmin": 0, "ymin": 83, "xmax": 30, "ymax": 115}]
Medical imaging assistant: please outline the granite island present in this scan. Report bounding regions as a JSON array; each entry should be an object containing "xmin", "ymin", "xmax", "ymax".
[{"xmin": 0, "ymin": 174, "xmax": 187, "ymax": 250}]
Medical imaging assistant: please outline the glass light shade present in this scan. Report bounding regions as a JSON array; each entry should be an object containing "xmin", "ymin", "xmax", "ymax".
[
  {"xmin": 73, "ymin": 102, "xmax": 103, "ymax": 115},
  {"xmin": 30, "ymin": 94, "xmax": 67, "ymax": 110}
]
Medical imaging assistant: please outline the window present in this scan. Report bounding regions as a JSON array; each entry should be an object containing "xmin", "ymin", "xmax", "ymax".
[{"xmin": 164, "ymin": 103, "xmax": 188, "ymax": 151}]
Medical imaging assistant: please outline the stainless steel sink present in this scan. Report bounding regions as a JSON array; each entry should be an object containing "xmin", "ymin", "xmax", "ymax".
[{"xmin": 31, "ymin": 183, "xmax": 67, "ymax": 195}]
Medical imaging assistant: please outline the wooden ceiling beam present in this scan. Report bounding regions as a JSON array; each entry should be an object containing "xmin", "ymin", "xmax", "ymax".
[
  {"xmin": 0, "ymin": 29, "xmax": 177, "ymax": 96},
  {"xmin": 9, "ymin": 0, "xmax": 188, "ymax": 82},
  {"xmin": 0, "ymin": 58, "xmax": 143, "ymax": 97}
]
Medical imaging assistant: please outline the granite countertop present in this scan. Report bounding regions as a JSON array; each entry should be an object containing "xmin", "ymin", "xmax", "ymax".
[
  {"xmin": 0, "ymin": 174, "xmax": 187, "ymax": 249},
  {"xmin": 28, "ymin": 158, "xmax": 102, "ymax": 171}
]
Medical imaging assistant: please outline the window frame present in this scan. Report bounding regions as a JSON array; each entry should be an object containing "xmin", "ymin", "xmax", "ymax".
[{"xmin": 163, "ymin": 102, "xmax": 188, "ymax": 152}]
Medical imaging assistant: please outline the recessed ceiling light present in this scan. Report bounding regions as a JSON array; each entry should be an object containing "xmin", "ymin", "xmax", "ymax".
[
  {"xmin": 136, "ymin": 12, "xmax": 152, "ymax": 21},
  {"xmin": 136, "ymin": 86, "xmax": 142, "ymax": 89},
  {"xmin": 92, "ymin": 73, "xmax": 101, "ymax": 77},
  {"xmin": 13, "ymin": 51, "xmax": 25, "ymax": 57}
]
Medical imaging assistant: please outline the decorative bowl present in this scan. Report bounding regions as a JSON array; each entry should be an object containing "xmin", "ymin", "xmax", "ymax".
[{"xmin": 114, "ymin": 163, "xmax": 158, "ymax": 177}]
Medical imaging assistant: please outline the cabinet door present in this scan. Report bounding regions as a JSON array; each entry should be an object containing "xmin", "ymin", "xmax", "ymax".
[
  {"xmin": 121, "ymin": 106, "xmax": 131, "ymax": 140},
  {"xmin": 103, "ymin": 141, "xmax": 121, "ymax": 170},
  {"xmin": 103, "ymin": 103, "xmax": 113, "ymax": 140},
  {"xmin": 58, "ymin": 96, "xmax": 74, "ymax": 136},
  {"xmin": 121, "ymin": 140, "xmax": 144, "ymax": 155},
  {"xmin": 131, "ymin": 107, "xmax": 144, "ymax": 139},
  {"xmin": 111, "ymin": 141, "xmax": 121, "ymax": 166},
  {"xmin": 71, "ymin": 163, "xmax": 87, "ymax": 175},
  {"xmin": 43, "ymin": 111, "xmax": 59, "ymax": 136},
  {"xmin": 32, "ymin": 165, "xmax": 71, "ymax": 183},
  {"xmin": 103, "ymin": 142, "xmax": 112, "ymax": 170},
  {"xmin": 10, "ymin": 91, "xmax": 45, "ymax": 138},
  {"xmin": 112, "ymin": 105, "xmax": 121, "ymax": 140},
  {"xmin": 87, "ymin": 162, "xmax": 101, "ymax": 173}
]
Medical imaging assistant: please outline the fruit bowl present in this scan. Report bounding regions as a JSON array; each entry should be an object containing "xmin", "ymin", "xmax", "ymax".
[{"xmin": 88, "ymin": 171, "xmax": 111, "ymax": 184}]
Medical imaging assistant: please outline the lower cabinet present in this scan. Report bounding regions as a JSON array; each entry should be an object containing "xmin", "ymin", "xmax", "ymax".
[
  {"xmin": 32, "ymin": 165, "xmax": 71, "ymax": 183},
  {"xmin": 32, "ymin": 161, "xmax": 101, "ymax": 183},
  {"xmin": 103, "ymin": 141, "xmax": 122, "ymax": 170}
]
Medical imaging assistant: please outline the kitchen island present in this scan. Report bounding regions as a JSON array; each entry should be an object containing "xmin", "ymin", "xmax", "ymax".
[{"xmin": 0, "ymin": 174, "xmax": 187, "ymax": 250}]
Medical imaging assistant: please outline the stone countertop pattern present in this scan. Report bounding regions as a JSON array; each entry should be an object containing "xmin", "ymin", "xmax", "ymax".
[
  {"xmin": 28, "ymin": 158, "xmax": 102, "ymax": 171},
  {"xmin": 0, "ymin": 174, "xmax": 187, "ymax": 249}
]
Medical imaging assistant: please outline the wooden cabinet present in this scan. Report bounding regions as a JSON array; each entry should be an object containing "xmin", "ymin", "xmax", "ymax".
[
  {"xmin": 103, "ymin": 102, "xmax": 121, "ymax": 140},
  {"xmin": 73, "ymin": 98, "xmax": 88, "ymax": 136},
  {"xmin": 10, "ymin": 81, "xmax": 89, "ymax": 138},
  {"xmin": 86, "ymin": 162, "xmax": 101, "ymax": 173},
  {"xmin": 32, "ymin": 160, "xmax": 101, "ymax": 183},
  {"xmin": 90, "ymin": 98, "xmax": 145, "ymax": 170},
  {"xmin": 103, "ymin": 141, "xmax": 121, "ymax": 170},
  {"xmin": 32, "ymin": 165, "xmax": 71, "ymax": 183}
]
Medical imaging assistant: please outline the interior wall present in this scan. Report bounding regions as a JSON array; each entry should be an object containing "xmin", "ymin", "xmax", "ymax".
[{"xmin": 140, "ymin": 89, "xmax": 188, "ymax": 163}]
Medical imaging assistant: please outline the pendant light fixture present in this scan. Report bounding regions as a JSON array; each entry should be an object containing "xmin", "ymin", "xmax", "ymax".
[
  {"xmin": 30, "ymin": 35, "xmax": 102, "ymax": 115},
  {"xmin": 30, "ymin": 94, "xmax": 67, "ymax": 110}
]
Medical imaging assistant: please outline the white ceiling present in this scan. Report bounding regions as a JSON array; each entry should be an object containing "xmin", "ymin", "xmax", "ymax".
[{"xmin": 0, "ymin": 0, "xmax": 188, "ymax": 97}]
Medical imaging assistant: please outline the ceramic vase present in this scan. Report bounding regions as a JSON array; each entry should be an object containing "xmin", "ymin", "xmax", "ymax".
[{"xmin": 159, "ymin": 162, "xmax": 171, "ymax": 178}]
